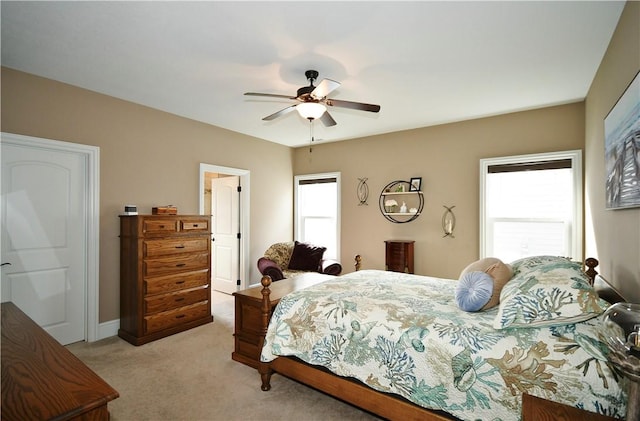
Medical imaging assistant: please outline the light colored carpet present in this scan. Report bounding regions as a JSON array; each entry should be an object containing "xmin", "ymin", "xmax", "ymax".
[{"xmin": 67, "ymin": 291, "xmax": 381, "ymax": 421}]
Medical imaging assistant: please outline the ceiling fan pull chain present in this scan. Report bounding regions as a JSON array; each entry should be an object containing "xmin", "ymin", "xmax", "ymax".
[{"xmin": 309, "ymin": 120, "xmax": 314, "ymax": 153}]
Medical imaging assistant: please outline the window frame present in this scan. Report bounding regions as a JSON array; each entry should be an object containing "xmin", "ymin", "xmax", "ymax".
[
  {"xmin": 294, "ymin": 172, "xmax": 341, "ymax": 260},
  {"xmin": 479, "ymin": 150, "xmax": 582, "ymax": 261}
]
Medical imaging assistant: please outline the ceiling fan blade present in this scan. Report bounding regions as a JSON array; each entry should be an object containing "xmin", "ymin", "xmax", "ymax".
[
  {"xmin": 245, "ymin": 92, "xmax": 296, "ymax": 100},
  {"xmin": 326, "ymin": 98, "xmax": 381, "ymax": 113},
  {"xmin": 262, "ymin": 105, "xmax": 297, "ymax": 121},
  {"xmin": 319, "ymin": 111, "xmax": 337, "ymax": 127},
  {"xmin": 311, "ymin": 78, "xmax": 340, "ymax": 99}
]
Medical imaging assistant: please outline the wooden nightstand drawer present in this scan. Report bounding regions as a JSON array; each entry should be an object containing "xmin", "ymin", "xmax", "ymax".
[
  {"xmin": 144, "ymin": 270, "xmax": 209, "ymax": 295},
  {"xmin": 144, "ymin": 302, "xmax": 210, "ymax": 334},
  {"xmin": 144, "ymin": 287, "xmax": 209, "ymax": 314},
  {"xmin": 522, "ymin": 393, "xmax": 615, "ymax": 421},
  {"xmin": 144, "ymin": 253, "xmax": 209, "ymax": 277},
  {"xmin": 144, "ymin": 237, "xmax": 209, "ymax": 257}
]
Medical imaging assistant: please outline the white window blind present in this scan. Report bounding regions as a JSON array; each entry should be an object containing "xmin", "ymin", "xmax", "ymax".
[
  {"xmin": 294, "ymin": 173, "xmax": 340, "ymax": 260},
  {"xmin": 480, "ymin": 151, "xmax": 582, "ymax": 263}
]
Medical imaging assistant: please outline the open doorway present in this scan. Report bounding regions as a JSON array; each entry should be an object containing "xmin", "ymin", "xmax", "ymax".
[{"xmin": 199, "ymin": 164, "xmax": 250, "ymax": 295}]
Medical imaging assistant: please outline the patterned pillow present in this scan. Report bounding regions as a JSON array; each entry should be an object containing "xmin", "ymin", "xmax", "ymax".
[
  {"xmin": 263, "ymin": 242, "xmax": 294, "ymax": 270},
  {"xmin": 493, "ymin": 256, "xmax": 608, "ymax": 329},
  {"xmin": 509, "ymin": 255, "xmax": 572, "ymax": 278}
]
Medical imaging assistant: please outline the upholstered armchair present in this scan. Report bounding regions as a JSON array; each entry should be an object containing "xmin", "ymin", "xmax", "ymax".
[{"xmin": 257, "ymin": 241, "xmax": 342, "ymax": 281}]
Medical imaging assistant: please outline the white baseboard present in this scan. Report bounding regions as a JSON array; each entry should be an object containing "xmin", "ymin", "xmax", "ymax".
[{"xmin": 97, "ymin": 319, "xmax": 120, "ymax": 341}]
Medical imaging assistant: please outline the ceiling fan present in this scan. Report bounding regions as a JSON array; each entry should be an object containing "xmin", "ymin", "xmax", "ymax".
[{"xmin": 244, "ymin": 70, "xmax": 381, "ymax": 127}]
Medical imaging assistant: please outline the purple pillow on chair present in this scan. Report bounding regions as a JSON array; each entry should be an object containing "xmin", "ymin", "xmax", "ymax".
[{"xmin": 288, "ymin": 241, "xmax": 326, "ymax": 271}]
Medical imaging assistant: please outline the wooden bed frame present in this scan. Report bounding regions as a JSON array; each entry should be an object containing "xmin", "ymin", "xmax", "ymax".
[{"xmin": 255, "ymin": 258, "xmax": 625, "ymax": 421}]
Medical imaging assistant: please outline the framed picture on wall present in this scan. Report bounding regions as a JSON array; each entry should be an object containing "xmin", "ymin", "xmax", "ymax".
[
  {"xmin": 410, "ymin": 177, "xmax": 422, "ymax": 192},
  {"xmin": 604, "ymin": 70, "xmax": 640, "ymax": 209}
]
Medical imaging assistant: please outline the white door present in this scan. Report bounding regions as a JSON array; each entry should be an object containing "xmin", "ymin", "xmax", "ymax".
[
  {"xmin": 1, "ymin": 139, "xmax": 87, "ymax": 345},
  {"xmin": 211, "ymin": 176, "xmax": 240, "ymax": 294}
]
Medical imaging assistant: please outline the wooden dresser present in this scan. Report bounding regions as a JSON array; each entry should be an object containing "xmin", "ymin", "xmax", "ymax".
[
  {"xmin": 232, "ymin": 273, "xmax": 333, "ymax": 368},
  {"xmin": 1, "ymin": 302, "xmax": 119, "ymax": 421},
  {"xmin": 385, "ymin": 240, "xmax": 414, "ymax": 273},
  {"xmin": 119, "ymin": 214, "xmax": 213, "ymax": 346}
]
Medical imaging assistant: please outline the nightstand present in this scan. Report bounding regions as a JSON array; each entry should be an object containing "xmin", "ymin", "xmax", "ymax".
[{"xmin": 522, "ymin": 393, "xmax": 616, "ymax": 421}]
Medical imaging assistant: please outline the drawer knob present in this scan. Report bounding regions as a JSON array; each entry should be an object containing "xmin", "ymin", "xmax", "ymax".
[
  {"xmin": 175, "ymin": 314, "xmax": 186, "ymax": 319},
  {"xmin": 175, "ymin": 280, "xmax": 185, "ymax": 285},
  {"xmin": 193, "ymin": 224, "xmax": 199, "ymax": 227},
  {"xmin": 176, "ymin": 263, "xmax": 186, "ymax": 267},
  {"xmin": 159, "ymin": 225, "xmax": 165, "ymax": 228},
  {"xmin": 175, "ymin": 297, "xmax": 185, "ymax": 302},
  {"xmin": 175, "ymin": 245, "xmax": 185, "ymax": 249}
]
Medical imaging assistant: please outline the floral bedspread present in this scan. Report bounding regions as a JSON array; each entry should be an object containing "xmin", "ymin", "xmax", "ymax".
[{"xmin": 261, "ymin": 270, "xmax": 626, "ymax": 421}]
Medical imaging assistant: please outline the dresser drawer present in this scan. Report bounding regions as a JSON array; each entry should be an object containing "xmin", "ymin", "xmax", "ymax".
[
  {"xmin": 144, "ymin": 270, "xmax": 209, "ymax": 295},
  {"xmin": 181, "ymin": 219, "xmax": 208, "ymax": 232},
  {"xmin": 144, "ymin": 302, "xmax": 210, "ymax": 334},
  {"xmin": 144, "ymin": 237, "xmax": 209, "ymax": 258},
  {"xmin": 144, "ymin": 253, "xmax": 209, "ymax": 277},
  {"xmin": 144, "ymin": 287, "xmax": 209, "ymax": 315},
  {"xmin": 143, "ymin": 219, "xmax": 179, "ymax": 234}
]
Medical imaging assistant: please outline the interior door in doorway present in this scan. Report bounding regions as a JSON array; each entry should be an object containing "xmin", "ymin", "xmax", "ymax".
[
  {"xmin": 211, "ymin": 175, "xmax": 240, "ymax": 294},
  {"xmin": 1, "ymin": 139, "xmax": 86, "ymax": 345}
]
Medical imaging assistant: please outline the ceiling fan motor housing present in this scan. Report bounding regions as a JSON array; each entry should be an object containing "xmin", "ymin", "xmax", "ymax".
[
  {"xmin": 298, "ymin": 70, "xmax": 319, "ymax": 99},
  {"xmin": 305, "ymin": 70, "xmax": 319, "ymax": 82}
]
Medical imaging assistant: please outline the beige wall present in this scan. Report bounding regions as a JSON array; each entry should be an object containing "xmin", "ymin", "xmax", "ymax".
[
  {"xmin": 585, "ymin": 1, "xmax": 640, "ymax": 303},
  {"xmin": 294, "ymin": 103, "xmax": 585, "ymax": 279},
  {"xmin": 1, "ymin": 68, "xmax": 295, "ymax": 322},
  {"xmin": 2, "ymin": 2, "xmax": 636, "ymax": 325}
]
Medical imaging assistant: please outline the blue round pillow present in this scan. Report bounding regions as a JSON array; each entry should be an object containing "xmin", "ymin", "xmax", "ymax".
[{"xmin": 455, "ymin": 271, "xmax": 494, "ymax": 312}]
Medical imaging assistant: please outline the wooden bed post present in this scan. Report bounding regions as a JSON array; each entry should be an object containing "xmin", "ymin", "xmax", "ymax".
[
  {"xmin": 258, "ymin": 275, "xmax": 274, "ymax": 391},
  {"xmin": 354, "ymin": 254, "xmax": 362, "ymax": 271},
  {"xmin": 584, "ymin": 257, "xmax": 598, "ymax": 285}
]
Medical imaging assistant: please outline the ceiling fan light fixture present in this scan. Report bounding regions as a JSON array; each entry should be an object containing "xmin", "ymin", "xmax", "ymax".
[{"xmin": 296, "ymin": 102, "xmax": 326, "ymax": 120}]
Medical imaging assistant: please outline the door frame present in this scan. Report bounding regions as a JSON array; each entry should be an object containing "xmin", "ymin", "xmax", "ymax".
[
  {"xmin": 1, "ymin": 132, "xmax": 100, "ymax": 342},
  {"xmin": 199, "ymin": 163, "xmax": 250, "ymax": 291}
]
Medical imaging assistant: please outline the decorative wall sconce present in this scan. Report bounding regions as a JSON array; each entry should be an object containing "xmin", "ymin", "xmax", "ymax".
[
  {"xmin": 357, "ymin": 178, "xmax": 369, "ymax": 205},
  {"xmin": 442, "ymin": 205, "xmax": 456, "ymax": 238}
]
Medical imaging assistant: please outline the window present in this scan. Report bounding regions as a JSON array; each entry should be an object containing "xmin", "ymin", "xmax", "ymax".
[
  {"xmin": 480, "ymin": 151, "xmax": 582, "ymax": 262},
  {"xmin": 294, "ymin": 172, "xmax": 340, "ymax": 260}
]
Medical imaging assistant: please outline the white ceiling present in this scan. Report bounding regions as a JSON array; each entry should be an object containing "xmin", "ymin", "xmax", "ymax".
[{"xmin": 1, "ymin": 1, "xmax": 625, "ymax": 148}]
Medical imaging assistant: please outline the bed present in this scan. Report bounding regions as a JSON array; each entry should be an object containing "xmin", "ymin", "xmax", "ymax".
[{"xmin": 256, "ymin": 256, "xmax": 628, "ymax": 420}]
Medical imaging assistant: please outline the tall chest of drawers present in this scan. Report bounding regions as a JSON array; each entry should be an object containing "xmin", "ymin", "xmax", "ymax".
[{"xmin": 119, "ymin": 215, "xmax": 213, "ymax": 345}]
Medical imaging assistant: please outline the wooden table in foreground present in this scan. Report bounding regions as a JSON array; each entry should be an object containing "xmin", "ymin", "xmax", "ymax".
[
  {"xmin": 1, "ymin": 302, "xmax": 119, "ymax": 421},
  {"xmin": 522, "ymin": 393, "xmax": 616, "ymax": 421},
  {"xmin": 232, "ymin": 273, "xmax": 334, "ymax": 369}
]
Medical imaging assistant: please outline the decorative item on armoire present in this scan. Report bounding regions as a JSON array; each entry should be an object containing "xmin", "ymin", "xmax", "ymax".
[
  {"xmin": 442, "ymin": 205, "xmax": 456, "ymax": 238},
  {"xmin": 357, "ymin": 178, "xmax": 369, "ymax": 205}
]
